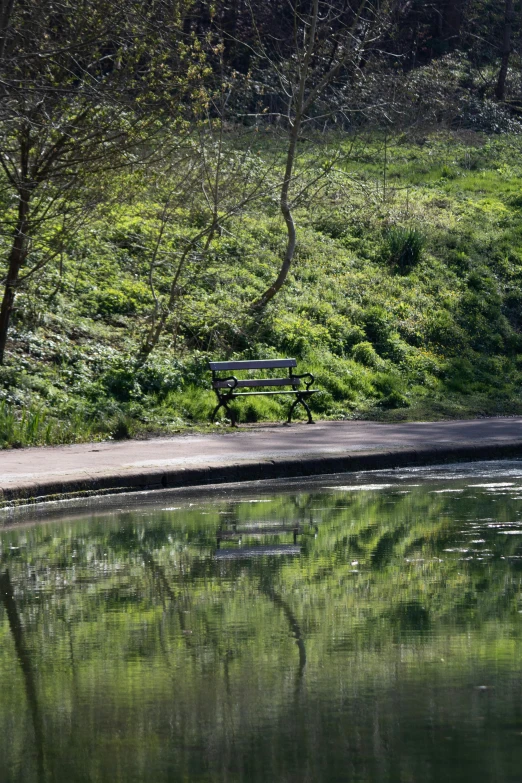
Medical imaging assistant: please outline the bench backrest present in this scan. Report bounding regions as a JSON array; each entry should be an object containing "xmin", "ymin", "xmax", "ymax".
[
  {"xmin": 209, "ymin": 358, "xmax": 300, "ymax": 389},
  {"xmin": 209, "ymin": 359, "xmax": 297, "ymax": 371}
]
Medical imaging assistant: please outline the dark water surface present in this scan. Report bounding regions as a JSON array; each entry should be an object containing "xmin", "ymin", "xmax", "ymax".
[{"xmin": 2, "ymin": 461, "xmax": 522, "ymax": 782}]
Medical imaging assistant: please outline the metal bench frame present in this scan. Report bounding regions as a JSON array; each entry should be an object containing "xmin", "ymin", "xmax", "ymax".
[{"xmin": 209, "ymin": 358, "xmax": 318, "ymax": 425}]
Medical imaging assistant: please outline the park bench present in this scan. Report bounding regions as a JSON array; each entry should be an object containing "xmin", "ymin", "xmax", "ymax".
[{"xmin": 208, "ymin": 358, "xmax": 319, "ymax": 425}]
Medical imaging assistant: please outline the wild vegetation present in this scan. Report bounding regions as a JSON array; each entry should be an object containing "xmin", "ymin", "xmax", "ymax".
[{"xmin": 1, "ymin": 0, "xmax": 522, "ymax": 446}]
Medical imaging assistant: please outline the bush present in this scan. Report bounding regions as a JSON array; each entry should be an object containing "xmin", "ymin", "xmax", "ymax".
[
  {"xmin": 362, "ymin": 306, "xmax": 392, "ymax": 349},
  {"xmin": 110, "ymin": 414, "xmax": 134, "ymax": 440},
  {"xmin": 425, "ymin": 310, "xmax": 466, "ymax": 351},
  {"xmin": 352, "ymin": 342, "xmax": 384, "ymax": 369},
  {"xmin": 444, "ymin": 358, "xmax": 475, "ymax": 394},
  {"xmin": 373, "ymin": 373, "xmax": 410, "ymax": 409},
  {"xmin": 325, "ymin": 317, "xmax": 366, "ymax": 355},
  {"xmin": 101, "ymin": 366, "xmax": 140, "ymax": 401},
  {"xmin": 95, "ymin": 280, "xmax": 152, "ymax": 317},
  {"xmin": 312, "ymin": 211, "xmax": 348, "ymax": 239},
  {"xmin": 135, "ymin": 360, "xmax": 185, "ymax": 396}
]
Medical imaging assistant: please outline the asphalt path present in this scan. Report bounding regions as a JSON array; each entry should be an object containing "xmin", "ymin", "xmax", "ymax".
[{"xmin": 2, "ymin": 417, "xmax": 522, "ymax": 505}]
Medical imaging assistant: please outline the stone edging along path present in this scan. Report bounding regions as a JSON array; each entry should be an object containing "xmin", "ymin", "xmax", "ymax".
[
  {"xmin": 2, "ymin": 418, "xmax": 522, "ymax": 508},
  {"xmin": 4, "ymin": 442, "xmax": 522, "ymax": 508}
]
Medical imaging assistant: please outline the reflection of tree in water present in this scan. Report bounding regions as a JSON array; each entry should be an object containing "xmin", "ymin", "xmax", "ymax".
[
  {"xmin": 0, "ymin": 570, "xmax": 45, "ymax": 783},
  {"xmin": 140, "ymin": 546, "xmax": 188, "ymax": 630},
  {"xmin": 259, "ymin": 578, "xmax": 306, "ymax": 685},
  {"xmin": 2, "ymin": 486, "xmax": 522, "ymax": 636},
  {"xmin": 1, "ymin": 485, "xmax": 522, "ymax": 780}
]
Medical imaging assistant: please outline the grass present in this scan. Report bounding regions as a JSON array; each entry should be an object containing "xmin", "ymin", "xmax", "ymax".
[
  {"xmin": 3, "ymin": 129, "xmax": 522, "ymax": 447},
  {"xmin": 0, "ymin": 400, "xmax": 100, "ymax": 448}
]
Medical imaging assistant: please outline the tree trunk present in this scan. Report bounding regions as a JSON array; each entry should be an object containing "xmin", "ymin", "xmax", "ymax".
[
  {"xmin": 496, "ymin": 0, "xmax": 514, "ymax": 101},
  {"xmin": 442, "ymin": 0, "xmax": 466, "ymax": 49},
  {"xmin": 251, "ymin": 120, "xmax": 300, "ymax": 310},
  {"xmin": 0, "ymin": 187, "xmax": 31, "ymax": 364}
]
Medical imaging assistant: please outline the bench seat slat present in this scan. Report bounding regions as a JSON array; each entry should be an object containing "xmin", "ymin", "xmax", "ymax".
[
  {"xmin": 229, "ymin": 389, "xmax": 317, "ymax": 397},
  {"xmin": 214, "ymin": 545, "xmax": 301, "ymax": 560},
  {"xmin": 218, "ymin": 525, "xmax": 301, "ymax": 538},
  {"xmin": 213, "ymin": 377, "xmax": 300, "ymax": 389},
  {"xmin": 209, "ymin": 358, "xmax": 297, "ymax": 371}
]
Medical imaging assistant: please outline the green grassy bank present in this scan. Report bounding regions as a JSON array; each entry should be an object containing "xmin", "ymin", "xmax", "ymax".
[{"xmin": 2, "ymin": 130, "xmax": 522, "ymax": 447}]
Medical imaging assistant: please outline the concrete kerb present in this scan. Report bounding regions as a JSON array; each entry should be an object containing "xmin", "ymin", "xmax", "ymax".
[{"xmin": 3, "ymin": 439, "xmax": 522, "ymax": 509}]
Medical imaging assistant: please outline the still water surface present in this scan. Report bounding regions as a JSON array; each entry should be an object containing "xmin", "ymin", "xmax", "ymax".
[{"xmin": 2, "ymin": 461, "xmax": 522, "ymax": 782}]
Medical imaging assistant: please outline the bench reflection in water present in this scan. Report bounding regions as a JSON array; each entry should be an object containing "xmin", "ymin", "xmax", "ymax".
[{"xmin": 214, "ymin": 520, "xmax": 317, "ymax": 560}]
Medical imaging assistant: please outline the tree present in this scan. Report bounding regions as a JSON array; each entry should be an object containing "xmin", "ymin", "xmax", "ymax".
[
  {"xmin": 496, "ymin": 0, "xmax": 514, "ymax": 101},
  {"xmin": 247, "ymin": 0, "xmax": 400, "ymax": 310},
  {"xmin": 136, "ymin": 50, "xmax": 277, "ymax": 363},
  {"xmin": 0, "ymin": 0, "xmax": 199, "ymax": 365}
]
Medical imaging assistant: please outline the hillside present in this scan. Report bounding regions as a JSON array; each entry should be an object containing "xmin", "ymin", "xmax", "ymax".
[{"xmin": 2, "ymin": 130, "xmax": 522, "ymax": 446}]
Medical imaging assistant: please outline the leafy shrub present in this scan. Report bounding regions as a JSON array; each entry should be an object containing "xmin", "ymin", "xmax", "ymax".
[
  {"xmin": 444, "ymin": 358, "xmax": 475, "ymax": 393},
  {"xmin": 384, "ymin": 226, "xmax": 425, "ymax": 273},
  {"xmin": 363, "ymin": 306, "xmax": 392, "ymax": 349},
  {"xmin": 96, "ymin": 288, "xmax": 135, "ymax": 316},
  {"xmin": 352, "ymin": 341, "xmax": 384, "ymax": 369},
  {"xmin": 325, "ymin": 317, "xmax": 366, "ymax": 355},
  {"xmin": 110, "ymin": 414, "xmax": 134, "ymax": 440},
  {"xmin": 312, "ymin": 211, "xmax": 347, "ymax": 239},
  {"xmin": 458, "ymin": 96, "xmax": 522, "ymax": 135},
  {"xmin": 440, "ymin": 164, "xmax": 457, "ymax": 180},
  {"xmin": 381, "ymin": 335, "xmax": 410, "ymax": 363},
  {"xmin": 373, "ymin": 373, "xmax": 410, "ymax": 409},
  {"xmin": 458, "ymin": 287, "xmax": 505, "ymax": 352},
  {"xmin": 101, "ymin": 366, "xmax": 140, "ymax": 401},
  {"xmin": 508, "ymin": 194, "xmax": 522, "ymax": 210},
  {"xmin": 95, "ymin": 280, "xmax": 152, "ymax": 316},
  {"xmin": 425, "ymin": 310, "xmax": 466, "ymax": 351},
  {"xmin": 271, "ymin": 315, "xmax": 330, "ymax": 355},
  {"xmin": 135, "ymin": 361, "xmax": 185, "ymax": 396}
]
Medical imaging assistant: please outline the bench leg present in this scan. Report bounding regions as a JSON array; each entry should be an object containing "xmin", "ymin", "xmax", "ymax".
[
  {"xmin": 211, "ymin": 401, "xmax": 222, "ymax": 422},
  {"xmin": 287, "ymin": 394, "xmax": 313, "ymax": 424},
  {"xmin": 211, "ymin": 396, "xmax": 237, "ymax": 426}
]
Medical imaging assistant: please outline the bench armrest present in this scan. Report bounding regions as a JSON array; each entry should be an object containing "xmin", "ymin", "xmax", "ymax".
[
  {"xmin": 214, "ymin": 375, "xmax": 238, "ymax": 390},
  {"xmin": 291, "ymin": 372, "xmax": 314, "ymax": 390}
]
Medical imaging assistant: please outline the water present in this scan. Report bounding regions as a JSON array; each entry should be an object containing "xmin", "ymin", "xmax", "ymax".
[{"xmin": 2, "ymin": 460, "xmax": 522, "ymax": 782}]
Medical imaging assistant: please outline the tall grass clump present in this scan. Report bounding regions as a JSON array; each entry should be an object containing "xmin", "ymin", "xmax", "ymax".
[
  {"xmin": 384, "ymin": 226, "xmax": 426, "ymax": 273},
  {"xmin": 0, "ymin": 401, "xmax": 98, "ymax": 448}
]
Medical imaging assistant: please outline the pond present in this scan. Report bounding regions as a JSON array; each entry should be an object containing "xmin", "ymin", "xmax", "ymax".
[{"xmin": 2, "ymin": 460, "xmax": 522, "ymax": 782}]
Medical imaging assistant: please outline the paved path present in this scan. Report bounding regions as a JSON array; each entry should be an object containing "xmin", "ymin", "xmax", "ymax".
[{"xmin": 2, "ymin": 418, "xmax": 522, "ymax": 505}]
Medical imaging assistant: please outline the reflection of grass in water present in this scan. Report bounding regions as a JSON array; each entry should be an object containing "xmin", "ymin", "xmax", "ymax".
[
  {"xmin": 2, "ymin": 482, "xmax": 521, "ymax": 644},
  {"xmin": 1, "ymin": 481, "xmax": 522, "ymax": 779}
]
